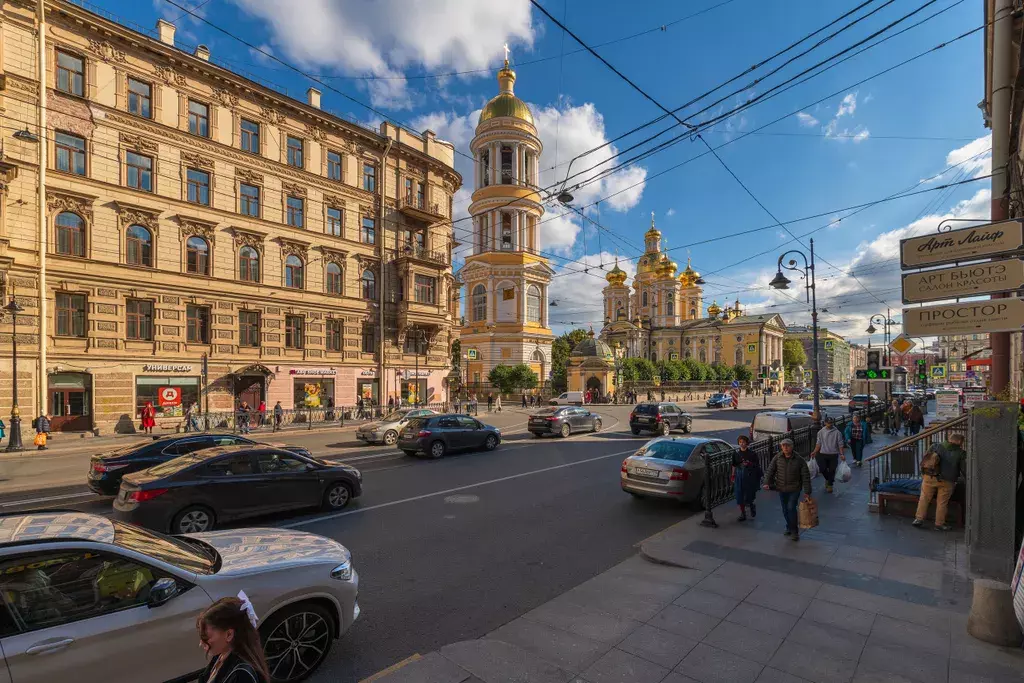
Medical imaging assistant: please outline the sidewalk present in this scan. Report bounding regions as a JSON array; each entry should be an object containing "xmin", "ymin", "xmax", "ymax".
[{"xmin": 367, "ymin": 430, "xmax": 1024, "ymax": 683}]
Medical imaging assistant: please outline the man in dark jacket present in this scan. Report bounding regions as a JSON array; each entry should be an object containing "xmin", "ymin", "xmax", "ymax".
[
  {"xmin": 913, "ymin": 433, "xmax": 965, "ymax": 531},
  {"xmin": 763, "ymin": 438, "xmax": 812, "ymax": 541}
]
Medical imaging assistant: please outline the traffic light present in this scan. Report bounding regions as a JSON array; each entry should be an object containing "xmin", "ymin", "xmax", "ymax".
[
  {"xmin": 867, "ymin": 350, "xmax": 881, "ymax": 373},
  {"xmin": 916, "ymin": 358, "xmax": 928, "ymax": 387},
  {"xmin": 856, "ymin": 369, "xmax": 893, "ymax": 380},
  {"xmin": 759, "ymin": 364, "xmax": 769, "ymax": 379}
]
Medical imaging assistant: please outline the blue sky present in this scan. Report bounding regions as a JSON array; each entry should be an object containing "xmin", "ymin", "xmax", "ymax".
[{"xmin": 107, "ymin": 0, "xmax": 988, "ymax": 342}]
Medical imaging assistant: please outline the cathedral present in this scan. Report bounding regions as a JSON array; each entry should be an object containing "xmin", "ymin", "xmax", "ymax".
[{"xmin": 599, "ymin": 216, "xmax": 788, "ymax": 391}]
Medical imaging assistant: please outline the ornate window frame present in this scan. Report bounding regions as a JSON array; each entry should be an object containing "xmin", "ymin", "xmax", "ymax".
[
  {"xmin": 46, "ymin": 188, "xmax": 95, "ymax": 260},
  {"xmin": 115, "ymin": 201, "xmax": 161, "ymax": 268},
  {"xmin": 178, "ymin": 215, "xmax": 218, "ymax": 276}
]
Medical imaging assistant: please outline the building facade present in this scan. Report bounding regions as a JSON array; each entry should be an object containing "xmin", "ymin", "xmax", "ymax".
[
  {"xmin": 849, "ymin": 343, "xmax": 868, "ymax": 379},
  {"xmin": 458, "ymin": 58, "xmax": 553, "ymax": 386},
  {"xmin": 787, "ymin": 326, "xmax": 850, "ymax": 386},
  {"xmin": 936, "ymin": 333, "xmax": 989, "ymax": 385},
  {"xmin": 0, "ymin": 2, "xmax": 460, "ymax": 434}
]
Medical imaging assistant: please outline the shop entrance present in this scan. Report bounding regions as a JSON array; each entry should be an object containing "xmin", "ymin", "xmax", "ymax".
[
  {"xmin": 48, "ymin": 372, "xmax": 93, "ymax": 432},
  {"xmin": 231, "ymin": 363, "xmax": 274, "ymax": 410}
]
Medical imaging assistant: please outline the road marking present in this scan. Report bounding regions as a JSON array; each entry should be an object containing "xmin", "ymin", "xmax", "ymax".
[
  {"xmin": 0, "ymin": 491, "xmax": 97, "ymax": 507},
  {"xmin": 282, "ymin": 446, "xmax": 638, "ymax": 528},
  {"xmin": 359, "ymin": 653, "xmax": 423, "ymax": 682}
]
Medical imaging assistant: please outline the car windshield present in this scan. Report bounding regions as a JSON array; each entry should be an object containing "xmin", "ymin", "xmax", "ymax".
[
  {"xmin": 790, "ymin": 404, "xmax": 813, "ymax": 410},
  {"xmin": 382, "ymin": 411, "xmax": 410, "ymax": 422},
  {"xmin": 404, "ymin": 417, "xmax": 429, "ymax": 431},
  {"xmin": 640, "ymin": 440, "xmax": 696, "ymax": 463},
  {"xmin": 712, "ymin": 394, "xmax": 726, "ymax": 399},
  {"xmin": 635, "ymin": 404, "xmax": 659, "ymax": 415},
  {"xmin": 112, "ymin": 520, "xmax": 218, "ymax": 575},
  {"xmin": 143, "ymin": 449, "xmax": 227, "ymax": 477}
]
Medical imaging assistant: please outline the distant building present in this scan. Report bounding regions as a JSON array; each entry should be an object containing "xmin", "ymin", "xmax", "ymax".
[
  {"xmin": 849, "ymin": 343, "xmax": 868, "ymax": 379},
  {"xmin": 937, "ymin": 333, "xmax": 989, "ymax": 386},
  {"xmin": 787, "ymin": 326, "xmax": 850, "ymax": 385}
]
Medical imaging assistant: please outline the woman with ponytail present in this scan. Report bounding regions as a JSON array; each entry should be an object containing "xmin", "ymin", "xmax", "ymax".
[{"xmin": 197, "ymin": 593, "xmax": 270, "ymax": 683}]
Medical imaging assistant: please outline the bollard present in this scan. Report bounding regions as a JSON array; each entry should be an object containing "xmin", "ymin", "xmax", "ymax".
[{"xmin": 699, "ymin": 451, "xmax": 718, "ymax": 528}]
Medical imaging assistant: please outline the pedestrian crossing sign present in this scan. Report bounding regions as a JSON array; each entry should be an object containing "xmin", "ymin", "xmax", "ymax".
[{"xmin": 931, "ymin": 365, "xmax": 946, "ymax": 379}]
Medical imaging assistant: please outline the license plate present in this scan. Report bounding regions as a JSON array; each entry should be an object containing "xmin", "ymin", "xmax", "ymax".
[
  {"xmin": 639, "ymin": 417, "xmax": 651, "ymax": 422},
  {"xmin": 633, "ymin": 467, "xmax": 661, "ymax": 477}
]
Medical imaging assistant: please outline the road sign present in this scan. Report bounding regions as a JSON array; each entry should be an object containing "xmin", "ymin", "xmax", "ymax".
[
  {"xmin": 931, "ymin": 365, "xmax": 946, "ymax": 379},
  {"xmin": 904, "ymin": 298, "xmax": 1024, "ymax": 336},
  {"xmin": 803, "ymin": 369, "xmax": 812, "ymax": 380},
  {"xmin": 746, "ymin": 343, "xmax": 757, "ymax": 353},
  {"xmin": 770, "ymin": 371, "xmax": 780, "ymax": 380},
  {"xmin": 731, "ymin": 380, "xmax": 739, "ymax": 389},
  {"xmin": 902, "ymin": 258, "xmax": 1024, "ymax": 304},
  {"xmin": 889, "ymin": 334, "xmax": 916, "ymax": 355},
  {"xmin": 823, "ymin": 340, "xmax": 834, "ymax": 351},
  {"xmin": 899, "ymin": 220, "xmax": 1024, "ymax": 268},
  {"xmin": 966, "ymin": 370, "xmax": 977, "ymax": 379}
]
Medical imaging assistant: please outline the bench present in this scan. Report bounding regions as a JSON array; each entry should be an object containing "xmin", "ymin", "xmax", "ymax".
[{"xmin": 877, "ymin": 491, "xmax": 964, "ymax": 526}]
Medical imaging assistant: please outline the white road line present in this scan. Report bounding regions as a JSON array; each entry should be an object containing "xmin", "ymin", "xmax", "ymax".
[
  {"xmin": 0, "ymin": 491, "xmax": 97, "ymax": 507},
  {"xmin": 282, "ymin": 447, "xmax": 637, "ymax": 528}
]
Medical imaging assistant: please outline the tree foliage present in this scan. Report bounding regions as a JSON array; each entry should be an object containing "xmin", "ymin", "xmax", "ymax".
[
  {"xmin": 733, "ymin": 363, "xmax": 754, "ymax": 382},
  {"xmin": 783, "ymin": 339, "xmax": 808, "ymax": 373},
  {"xmin": 488, "ymin": 364, "xmax": 539, "ymax": 394},
  {"xmin": 621, "ymin": 357, "xmax": 656, "ymax": 382},
  {"xmin": 563, "ymin": 328, "xmax": 589, "ymax": 350},
  {"xmin": 450, "ymin": 339, "xmax": 461, "ymax": 367}
]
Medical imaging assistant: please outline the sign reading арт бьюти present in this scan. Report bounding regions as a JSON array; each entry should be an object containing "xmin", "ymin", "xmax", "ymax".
[{"xmin": 900, "ymin": 220, "xmax": 1024, "ymax": 268}]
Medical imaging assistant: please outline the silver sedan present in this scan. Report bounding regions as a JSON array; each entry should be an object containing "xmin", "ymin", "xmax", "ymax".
[
  {"xmin": 356, "ymin": 408, "xmax": 437, "ymax": 445},
  {"xmin": 620, "ymin": 436, "xmax": 733, "ymax": 503}
]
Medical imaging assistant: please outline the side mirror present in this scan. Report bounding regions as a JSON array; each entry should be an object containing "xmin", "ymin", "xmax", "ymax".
[{"xmin": 147, "ymin": 577, "xmax": 180, "ymax": 608}]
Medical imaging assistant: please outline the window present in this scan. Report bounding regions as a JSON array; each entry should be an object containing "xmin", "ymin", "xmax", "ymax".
[
  {"xmin": 327, "ymin": 151, "xmax": 342, "ymax": 180},
  {"xmin": 527, "ymin": 285, "xmax": 541, "ymax": 323},
  {"xmin": 666, "ymin": 295, "xmax": 674, "ymax": 317},
  {"xmin": 363, "ymin": 162, "xmax": 376, "ymax": 192},
  {"xmin": 128, "ymin": 78, "xmax": 151, "ymax": 118},
  {"xmin": 286, "ymin": 196, "xmax": 304, "ymax": 228},
  {"xmin": 239, "ymin": 310, "xmax": 260, "ymax": 347},
  {"xmin": 189, "ymin": 100, "xmax": 209, "ymax": 137},
  {"xmin": 361, "ymin": 324, "xmax": 376, "ymax": 353},
  {"xmin": 361, "ymin": 216, "xmax": 376, "ymax": 244},
  {"xmin": 327, "ymin": 207, "xmax": 343, "ymax": 236},
  {"xmin": 126, "ymin": 299, "xmax": 154, "ymax": 340},
  {"xmin": 203, "ymin": 454, "xmax": 254, "ymax": 477},
  {"xmin": 240, "ymin": 118, "xmax": 259, "ymax": 154},
  {"xmin": 186, "ymin": 236, "xmax": 209, "ymax": 275},
  {"xmin": 286, "ymin": 136, "xmax": 303, "ymax": 168},
  {"xmin": 414, "ymin": 275, "xmax": 436, "ymax": 304},
  {"xmin": 479, "ymin": 214, "xmax": 489, "ymax": 251},
  {"xmin": 416, "ymin": 181, "xmax": 425, "ymax": 208},
  {"xmin": 642, "ymin": 290, "xmax": 648, "ymax": 307},
  {"xmin": 186, "ymin": 304, "xmax": 210, "ymax": 344},
  {"xmin": 55, "ymin": 292, "xmax": 86, "ymax": 337},
  {"xmin": 326, "ymin": 262, "xmax": 343, "ymax": 295},
  {"xmin": 326, "ymin": 319, "xmax": 343, "ymax": 351},
  {"xmin": 55, "ymin": 212, "xmax": 86, "ymax": 257},
  {"xmin": 284, "ymin": 254, "xmax": 304, "ymax": 289},
  {"xmin": 403, "ymin": 229, "xmax": 425, "ymax": 252},
  {"xmin": 55, "ymin": 132, "xmax": 86, "ymax": 175},
  {"xmin": 256, "ymin": 451, "xmax": 309, "ymax": 474},
  {"xmin": 404, "ymin": 178, "xmax": 413, "ymax": 202},
  {"xmin": 285, "ymin": 315, "xmax": 304, "ymax": 349},
  {"xmin": 239, "ymin": 246, "xmax": 260, "ymax": 282},
  {"xmin": 56, "ymin": 50, "xmax": 84, "ymax": 96},
  {"xmin": 126, "ymin": 225, "xmax": 153, "ymax": 267},
  {"xmin": 239, "ymin": 183, "xmax": 260, "ymax": 217},
  {"xmin": 500, "ymin": 213, "xmax": 513, "ymax": 250},
  {"xmin": 361, "ymin": 269, "xmax": 376, "ymax": 300},
  {"xmin": 501, "ymin": 145, "xmax": 513, "ymax": 184},
  {"xmin": 481, "ymin": 149, "xmax": 490, "ymax": 187},
  {"xmin": 126, "ymin": 152, "xmax": 152, "ymax": 192},
  {"xmin": 187, "ymin": 169, "xmax": 210, "ymax": 205},
  {"xmin": 472, "ymin": 284, "xmax": 486, "ymax": 321}
]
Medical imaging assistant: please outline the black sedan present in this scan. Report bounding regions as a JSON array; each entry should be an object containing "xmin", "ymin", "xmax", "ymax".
[
  {"xmin": 529, "ymin": 406, "xmax": 603, "ymax": 438},
  {"xmin": 397, "ymin": 414, "xmax": 501, "ymax": 458},
  {"xmin": 705, "ymin": 393, "xmax": 731, "ymax": 408},
  {"xmin": 88, "ymin": 433, "xmax": 311, "ymax": 495},
  {"xmin": 112, "ymin": 445, "xmax": 361, "ymax": 534}
]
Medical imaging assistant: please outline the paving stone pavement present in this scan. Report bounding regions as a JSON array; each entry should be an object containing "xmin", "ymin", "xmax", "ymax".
[{"xmin": 369, "ymin": 428, "xmax": 1024, "ymax": 683}]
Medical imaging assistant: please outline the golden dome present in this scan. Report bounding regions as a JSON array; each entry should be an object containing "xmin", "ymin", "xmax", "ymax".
[
  {"xmin": 707, "ymin": 300, "xmax": 722, "ymax": 317},
  {"xmin": 679, "ymin": 257, "xmax": 700, "ymax": 286},
  {"xmin": 606, "ymin": 259, "xmax": 628, "ymax": 286},
  {"xmin": 656, "ymin": 253, "xmax": 677, "ymax": 278},
  {"xmin": 637, "ymin": 254, "xmax": 655, "ymax": 274},
  {"xmin": 478, "ymin": 62, "xmax": 533, "ymax": 125}
]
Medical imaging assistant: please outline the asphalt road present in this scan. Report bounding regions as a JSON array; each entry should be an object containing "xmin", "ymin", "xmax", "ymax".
[{"xmin": 0, "ymin": 398, "xmax": 849, "ymax": 681}]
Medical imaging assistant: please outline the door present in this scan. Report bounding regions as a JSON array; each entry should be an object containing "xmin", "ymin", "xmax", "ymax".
[
  {"xmin": 252, "ymin": 451, "xmax": 322, "ymax": 512},
  {"xmin": 660, "ymin": 405, "xmax": 678, "ymax": 430},
  {"xmin": 48, "ymin": 390, "xmax": 92, "ymax": 432},
  {"xmin": 456, "ymin": 416, "xmax": 487, "ymax": 448},
  {"xmin": 434, "ymin": 417, "xmax": 464, "ymax": 449},
  {"xmin": 194, "ymin": 453, "xmax": 263, "ymax": 519},
  {"xmin": 0, "ymin": 548, "xmax": 212, "ymax": 683},
  {"xmin": 569, "ymin": 408, "xmax": 588, "ymax": 429}
]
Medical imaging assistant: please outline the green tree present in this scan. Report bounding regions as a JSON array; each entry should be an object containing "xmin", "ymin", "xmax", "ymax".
[
  {"xmin": 550, "ymin": 336, "xmax": 573, "ymax": 392},
  {"xmin": 733, "ymin": 363, "xmax": 754, "ymax": 382},
  {"xmin": 783, "ymin": 339, "xmax": 808, "ymax": 377},
  {"xmin": 488, "ymin": 364, "xmax": 538, "ymax": 394},
  {"xmin": 621, "ymin": 357, "xmax": 656, "ymax": 382},
  {"xmin": 450, "ymin": 339, "xmax": 461, "ymax": 368},
  {"xmin": 710, "ymin": 363, "xmax": 734, "ymax": 382},
  {"xmin": 563, "ymin": 328, "xmax": 589, "ymax": 351},
  {"xmin": 673, "ymin": 359, "xmax": 693, "ymax": 381},
  {"xmin": 657, "ymin": 360, "xmax": 682, "ymax": 382}
]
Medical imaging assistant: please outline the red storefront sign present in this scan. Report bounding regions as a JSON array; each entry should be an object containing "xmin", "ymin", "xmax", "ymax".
[{"xmin": 158, "ymin": 386, "xmax": 182, "ymax": 407}]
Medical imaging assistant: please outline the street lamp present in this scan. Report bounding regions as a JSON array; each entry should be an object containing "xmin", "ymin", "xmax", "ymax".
[
  {"xmin": 868, "ymin": 312, "xmax": 894, "ymax": 404},
  {"xmin": 771, "ymin": 238, "xmax": 820, "ymax": 423},
  {"xmin": 4, "ymin": 296, "xmax": 25, "ymax": 451}
]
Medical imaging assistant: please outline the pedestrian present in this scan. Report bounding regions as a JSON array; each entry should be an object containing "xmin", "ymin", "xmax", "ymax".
[
  {"xmin": 495, "ymin": 394, "xmax": 502, "ymax": 412},
  {"xmin": 238, "ymin": 402, "xmax": 251, "ymax": 434},
  {"xmin": 325, "ymin": 397, "xmax": 335, "ymax": 421},
  {"xmin": 522, "ymin": 394, "xmax": 527, "ymax": 408},
  {"xmin": 843, "ymin": 413, "xmax": 871, "ymax": 467},
  {"xmin": 0, "ymin": 417, "xmax": 5, "ymax": 447},
  {"xmin": 732, "ymin": 435, "xmax": 761, "ymax": 521},
  {"xmin": 388, "ymin": 395, "xmax": 395, "ymax": 410},
  {"xmin": 763, "ymin": 438, "xmax": 812, "ymax": 541},
  {"xmin": 529, "ymin": 394, "xmax": 535, "ymax": 407},
  {"xmin": 273, "ymin": 400, "xmax": 283, "ymax": 431},
  {"xmin": 454, "ymin": 394, "xmax": 462, "ymax": 413},
  {"xmin": 187, "ymin": 402, "xmax": 201, "ymax": 433},
  {"xmin": 140, "ymin": 401, "xmax": 156, "ymax": 434},
  {"xmin": 901, "ymin": 400, "xmax": 914, "ymax": 436},
  {"xmin": 913, "ymin": 432, "xmax": 966, "ymax": 531},
  {"xmin": 34, "ymin": 413, "xmax": 50, "ymax": 450},
  {"xmin": 257, "ymin": 400, "xmax": 266, "ymax": 428},
  {"xmin": 810, "ymin": 415, "xmax": 846, "ymax": 493},
  {"xmin": 888, "ymin": 399, "xmax": 902, "ymax": 436},
  {"xmin": 908, "ymin": 401, "xmax": 924, "ymax": 436},
  {"xmin": 196, "ymin": 593, "xmax": 271, "ymax": 683},
  {"xmin": 487, "ymin": 393, "xmax": 494, "ymax": 412}
]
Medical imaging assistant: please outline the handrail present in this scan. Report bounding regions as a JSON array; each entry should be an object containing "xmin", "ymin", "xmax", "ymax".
[{"xmin": 865, "ymin": 414, "xmax": 968, "ymax": 462}]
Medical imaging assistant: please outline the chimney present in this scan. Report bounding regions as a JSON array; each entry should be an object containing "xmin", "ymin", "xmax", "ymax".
[
  {"xmin": 194, "ymin": 45, "xmax": 210, "ymax": 61},
  {"xmin": 306, "ymin": 87, "xmax": 321, "ymax": 109},
  {"xmin": 156, "ymin": 19, "xmax": 176, "ymax": 46}
]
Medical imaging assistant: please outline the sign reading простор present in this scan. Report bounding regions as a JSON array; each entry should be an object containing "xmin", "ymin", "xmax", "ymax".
[{"xmin": 903, "ymin": 298, "xmax": 1024, "ymax": 336}]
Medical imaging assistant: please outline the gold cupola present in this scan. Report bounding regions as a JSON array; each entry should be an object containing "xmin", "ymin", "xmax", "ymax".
[
  {"xmin": 707, "ymin": 300, "xmax": 722, "ymax": 317},
  {"xmin": 679, "ymin": 257, "xmax": 700, "ymax": 287},
  {"xmin": 478, "ymin": 59, "xmax": 533, "ymax": 125},
  {"xmin": 656, "ymin": 253, "xmax": 678, "ymax": 278},
  {"xmin": 606, "ymin": 258, "xmax": 628, "ymax": 286}
]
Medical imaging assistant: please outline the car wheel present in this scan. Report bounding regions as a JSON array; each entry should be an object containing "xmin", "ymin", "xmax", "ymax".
[
  {"xmin": 683, "ymin": 421, "xmax": 691, "ymax": 434},
  {"xmin": 484, "ymin": 434, "xmax": 499, "ymax": 451},
  {"xmin": 429, "ymin": 440, "xmax": 446, "ymax": 459},
  {"xmin": 322, "ymin": 481, "xmax": 353, "ymax": 510},
  {"xmin": 593, "ymin": 419, "xmax": 602, "ymax": 433},
  {"xmin": 560, "ymin": 423, "xmax": 571, "ymax": 438},
  {"xmin": 172, "ymin": 505, "xmax": 215, "ymax": 534},
  {"xmin": 631, "ymin": 428, "xmax": 641, "ymax": 436},
  {"xmin": 261, "ymin": 601, "xmax": 334, "ymax": 683},
  {"xmin": 402, "ymin": 449, "xmax": 418, "ymax": 457},
  {"xmin": 660, "ymin": 422, "xmax": 670, "ymax": 436},
  {"xmin": 383, "ymin": 430, "xmax": 398, "ymax": 446}
]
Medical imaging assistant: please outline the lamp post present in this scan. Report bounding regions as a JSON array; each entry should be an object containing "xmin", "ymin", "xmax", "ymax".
[
  {"xmin": 867, "ymin": 310, "xmax": 895, "ymax": 404},
  {"xmin": 770, "ymin": 239, "xmax": 820, "ymax": 423},
  {"xmin": 4, "ymin": 296, "xmax": 25, "ymax": 452}
]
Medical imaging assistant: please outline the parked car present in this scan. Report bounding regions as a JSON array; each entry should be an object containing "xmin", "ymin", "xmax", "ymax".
[
  {"xmin": 785, "ymin": 386, "xmax": 804, "ymax": 395},
  {"xmin": 0, "ymin": 510, "xmax": 358, "ymax": 683},
  {"xmin": 799, "ymin": 389, "xmax": 814, "ymax": 400},
  {"xmin": 397, "ymin": 414, "xmax": 501, "ymax": 458},
  {"xmin": 113, "ymin": 445, "xmax": 362, "ymax": 534},
  {"xmin": 705, "ymin": 393, "xmax": 731, "ymax": 408},
  {"xmin": 355, "ymin": 408, "xmax": 437, "ymax": 446},
  {"xmin": 629, "ymin": 402, "xmax": 692, "ymax": 436},
  {"xmin": 750, "ymin": 411, "xmax": 814, "ymax": 441},
  {"xmin": 620, "ymin": 436, "xmax": 733, "ymax": 502},
  {"xmin": 87, "ymin": 433, "xmax": 312, "ymax": 496},
  {"xmin": 550, "ymin": 390, "xmax": 585, "ymax": 406},
  {"xmin": 848, "ymin": 394, "xmax": 880, "ymax": 412},
  {"xmin": 529, "ymin": 406, "xmax": 603, "ymax": 438},
  {"xmin": 821, "ymin": 388, "xmax": 843, "ymax": 400}
]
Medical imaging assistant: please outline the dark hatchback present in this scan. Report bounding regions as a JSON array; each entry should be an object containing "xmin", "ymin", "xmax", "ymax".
[
  {"xmin": 87, "ymin": 433, "xmax": 311, "ymax": 495},
  {"xmin": 112, "ymin": 445, "xmax": 361, "ymax": 534},
  {"xmin": 529, "ymin": 406, "xmax": 603, "ymax": 438},
  {"xmin": 397, "ymin": 414, "xmax": 501, "ymax": 458},
  {"xmin": 629, "ymin": 402, "xmax": 693, "ymax": 436}
]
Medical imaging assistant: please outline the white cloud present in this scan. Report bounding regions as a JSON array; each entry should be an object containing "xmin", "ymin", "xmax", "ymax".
[
  {"xmin": 230, "ymin": 0, "xmax": 535, "ymax": 108},
  {"xmin": 863, "ymin": 93, "xmax": 874, "ymax": 105},
  {"xmin": 835, "ymin": 92, "xmax": 857, "ymax": 118},
  {"xmin": 540, "ymin": 212, "xmax": 583, "ymax": 255},
  {"xmin": 548, "ymin": 252, "xmax": 637, "ymax": 333},
  {"xmin": 666, "ymin": 208, "xmax": 676, "ymax": 217},
  {"xmin": 795, "ymin": 112, "xmax": 819, "ymax": 128},
  {"xmin": 945, "ymin": 134, "xmax": 993, "ymax": 179},
  {"xmin": 852, "ymin": 128, "xmax": 870, "ymax": 143},
  {"xmin": 817, "ymin": 92, "xmax": 869, "ymax": 142}
]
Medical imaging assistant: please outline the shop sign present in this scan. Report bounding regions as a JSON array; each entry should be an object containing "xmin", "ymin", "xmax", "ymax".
[
  {"xmin": 901, "ymin": 258, "xmax": 1024, "ymax": 304},
  {"xmin": 157, "ymin": 386, "xmax": 182, "ymax": 407},
  {"xmin": 289, "ymin": 368, "xmax": 337, "ymax": 376},
  {"xmin": 401, "ymin": 369, "xmax": 432, "ymax": 379},
  {"xmin": 934, "ymin": 390, "xmax": 961, "ymax": 420},
  {"xmin": 359, "ymin": 369, "xmax": 377, "ymax": 377},
  {"xmin": 900, "ymin": 220, "xmax": 1024, "ymax": 268},
  {"xmin": 963, "ymin": 387, "xmax": 986, "ymax": 409},
  {"xmin": 903, "ymin": 298, "xmax": 1024, "ymax": 336},
  {"xmin": 143, "ymin": 364, "xmax": 193, "ymax": 373}
]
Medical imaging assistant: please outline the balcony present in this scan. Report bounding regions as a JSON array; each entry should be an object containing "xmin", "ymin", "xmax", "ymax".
[
  {"xmin": 395, "ymin": 243, "xmax": 449, "ymax": 267},
  {"xmin": 397, "ymin": 298, "xmax": 447, "ymax": 329},
  {"xmin": 398, "ymin": 195, "xmax": 447, "ymax": 222}
]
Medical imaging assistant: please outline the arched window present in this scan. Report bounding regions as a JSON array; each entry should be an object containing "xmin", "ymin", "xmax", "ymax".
[
  {"xmin": 527, "ymin": 285, "xmax": 541, "ymax": 323},
  {"xmin": 326, "ymin": 262, "xmax": 343, "ymax": 295},
  {"xmin": 735, "ymin": 346, "xmax": 744, "ymax": 366},
  {"xmin": 690, "ymin": 309, "xmax": 696, "ymax": 319},
  {"xmin": 642, "ymin": 290, "xmax": 648, "ymax": 307},
  {"xmin": 361, "ymin": 269, "xmax": 376, "ymax": 300},
  {"xmin": 126, "ymin": 225, "xmax": 152, "ymax": 267},
  {"xmin": 55, "ymin": 212, "xmax": 85, "ymax": 257},
  {"xmin": 472, "ymin": 284, "xmax": 486, "ymax": 321},
  {"xmin": 666, "ymin": 294, "xmax": 674, "ymax": 316},
  {"xmin": 685, "ymin": 350, "xmax": 692, "ymax": 359},
  {"xmin": 699, "ymin": 349, "xmax": 707, "ymax": 363},
  {"xmin": 651, "ymin": 352, "xmax": 657, "ymax": 363},
  {"xmin": 284, "ymin": 254, "xmax": 304, "ymax": 289},
  {"xmin": 186, "ymin": 236, "xmax": 209, "ymax": 275},
  {"xmin": 239, "ymin": 246, "xmax": 260, "ymax": 282}
]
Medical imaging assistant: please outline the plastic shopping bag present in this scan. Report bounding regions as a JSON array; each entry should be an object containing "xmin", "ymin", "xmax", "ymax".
[
  {"xmin": 807, "ymin": 457, "xmax": 819, "ymax": 480},
  {"xmin": 798, "ymin": 497, "xmax": 819, "ymax": 529},
  {"xmin": 836, "ymin": 461, "xmax": 852, "ymax": 484},
  {"xmin": 33, "ymin": 433, "xmax": 46, "ymax": 447}
]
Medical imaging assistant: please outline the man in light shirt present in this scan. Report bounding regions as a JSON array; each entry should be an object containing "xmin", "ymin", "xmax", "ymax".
[{"xmin": 810, "ymin": 416, "xmax": 846, "ymax": 493}]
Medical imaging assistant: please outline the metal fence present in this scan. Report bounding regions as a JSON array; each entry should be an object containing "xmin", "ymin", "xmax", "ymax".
[{"xmin": 179, "ymin": 402, "xmax": 453, "ymax": 434}]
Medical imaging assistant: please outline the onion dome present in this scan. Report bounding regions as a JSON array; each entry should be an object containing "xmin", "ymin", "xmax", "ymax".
[
  {"xmin": 656, "ymin": 253, "xmax": 678, "ymax": 278},
  {"xmin": 606, "ymin": 258, "xmax": 628, "ymax": 286},
  {"xmin": 645, "ymin": 213, "xmax": 661, "ymax": 240},
  {"xmin": 479, "ymin": 60, "xmax": 533, "ymax": 125},
  {"xmin": 707, "ymin": 300, "xmax": 722, "ymax": 317},
  {"xmin": 679, "ymin": 257, "xmax": 700, "ymax": 287}
]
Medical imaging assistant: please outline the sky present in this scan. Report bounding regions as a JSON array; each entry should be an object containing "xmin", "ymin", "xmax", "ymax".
[{"xmin": 107, "ymin": 0, "xmax": 989, "ymax": 344}]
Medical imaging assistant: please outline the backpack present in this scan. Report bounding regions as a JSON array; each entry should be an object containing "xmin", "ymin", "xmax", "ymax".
[{"xmin": 920, "ymin": 448, "xmax": 941, "ymax": 476}]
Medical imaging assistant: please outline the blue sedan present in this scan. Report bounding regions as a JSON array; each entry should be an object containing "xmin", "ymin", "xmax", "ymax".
[{"xmin": 706, "ymin": 393, "xmax": 731, "ymax": 408}]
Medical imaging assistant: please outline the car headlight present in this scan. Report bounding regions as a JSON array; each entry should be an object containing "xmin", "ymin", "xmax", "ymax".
[{"xmin": 331, "ymin": 551, "xmax": 354, "ymax": 581}]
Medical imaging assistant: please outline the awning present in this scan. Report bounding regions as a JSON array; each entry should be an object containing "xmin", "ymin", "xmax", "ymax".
[{"xmin": 232, "ymin": 363, "xmax": 276, "ymax": 378}]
